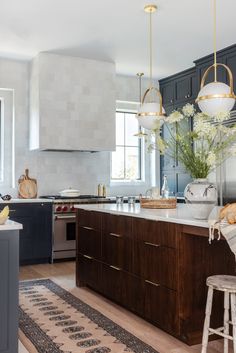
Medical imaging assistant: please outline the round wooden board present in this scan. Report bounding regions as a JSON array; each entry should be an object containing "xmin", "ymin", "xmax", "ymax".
[{"xmin": 18, "ymin": 180, "xmax": 37, "ymax": 199}]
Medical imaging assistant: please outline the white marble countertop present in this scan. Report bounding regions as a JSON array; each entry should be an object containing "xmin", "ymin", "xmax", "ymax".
[
  {"xmin": 0, "ymin": 219, "xmax": 23, "ymax": 230},
  {"xmin": 75, "ymin": 203, "xmax": 220, "ymax": 228},
  {"xmin": 0, "ymin": 198, "xmax": 52, "ymax": 204}
]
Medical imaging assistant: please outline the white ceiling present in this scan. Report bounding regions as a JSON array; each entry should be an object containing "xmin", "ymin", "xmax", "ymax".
[{"xmin": 0, "ymin": 0, "xmax": 235, "ymax": 79}]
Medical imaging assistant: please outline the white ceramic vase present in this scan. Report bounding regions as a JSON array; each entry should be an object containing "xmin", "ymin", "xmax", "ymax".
[{"xmin": 184, "ymin": 178, "xmax": 218, "ymax": 220}]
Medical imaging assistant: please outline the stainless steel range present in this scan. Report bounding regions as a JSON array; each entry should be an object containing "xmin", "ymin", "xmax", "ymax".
[{"xmin": 41, "ymin": 195, "xmax": 107, "ymax": 260}]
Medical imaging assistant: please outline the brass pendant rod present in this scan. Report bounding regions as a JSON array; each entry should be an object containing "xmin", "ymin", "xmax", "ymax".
[
  {"xmin": 149, "ymin": 10, "xmax": 153, "ymax": 90},
  {"xmin": 213, "ymin": 0, "xmax": 217, "ymax": 82},
  {"xmin": 136, "ymin": 73, "xmax": 144, "ymax": 106}
]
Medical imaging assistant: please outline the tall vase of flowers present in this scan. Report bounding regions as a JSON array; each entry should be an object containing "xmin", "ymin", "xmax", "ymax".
[{"xmin": 151, "ymin": 104, "xmax": 236, "ymax": 219}]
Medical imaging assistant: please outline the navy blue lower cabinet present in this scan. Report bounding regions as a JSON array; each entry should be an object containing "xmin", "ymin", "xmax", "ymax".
[
  {"xmin": 9, "ymin": 202, "xmax": 53, "ymax": 265},
  {"xmin": 0, "ymin": 230, "xmax": 19, "ymax": 353}
]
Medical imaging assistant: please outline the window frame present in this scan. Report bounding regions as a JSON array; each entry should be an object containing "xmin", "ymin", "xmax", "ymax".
[{"xmin": 111, "ymin": 110, "xmax": 145, "ymax": 183}]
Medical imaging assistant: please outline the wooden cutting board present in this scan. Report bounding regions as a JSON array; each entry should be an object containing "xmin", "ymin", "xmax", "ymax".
[{"xmin": 18, "ymin": 169, "xmax": 38, "ymax": 199}]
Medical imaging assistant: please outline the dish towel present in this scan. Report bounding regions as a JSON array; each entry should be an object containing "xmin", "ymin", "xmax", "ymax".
[{"xmin": 209, "ymin": 214, "xmax": 236, "ymax": 258}]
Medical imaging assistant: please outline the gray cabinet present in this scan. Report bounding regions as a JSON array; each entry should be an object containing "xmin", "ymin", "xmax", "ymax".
[{"xmin": 0, "ymin": 230, "xmax": 19, "ymax": 353}]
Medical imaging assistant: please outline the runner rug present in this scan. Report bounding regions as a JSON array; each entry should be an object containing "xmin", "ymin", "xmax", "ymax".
[{"xmin": 19, "ymin": 279, "xmax": 159, "ymax": 353}]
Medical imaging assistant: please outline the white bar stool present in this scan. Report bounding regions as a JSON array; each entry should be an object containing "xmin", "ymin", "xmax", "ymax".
[{"xmin": 202, "ymin": 275, "xmax": 236, "ymax": 353}]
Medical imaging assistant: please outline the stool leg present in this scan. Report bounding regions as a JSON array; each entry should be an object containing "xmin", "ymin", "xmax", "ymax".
[
  {"xmin": 224, "ymin": 291, "xmax": 230, "ymax": 353},
  {"xmin": 231, "ymin": 293, "xmax": 236, "ymax": 353},
  {"xmin": 201, "ymin": 286, "xmax": 214, "ymax": 353}
]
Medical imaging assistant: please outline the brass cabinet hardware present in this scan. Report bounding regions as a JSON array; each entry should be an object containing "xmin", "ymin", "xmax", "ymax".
[
  {"xmin": 109, "ymin": 232, "xmax": 122, "ymax": 238},
  {"xmin": 144, "ymin": 241, "xmax": 160, "ymax": 248},
  {"xmin": 82, "ymin": 226, "xmax": 94, "ymax": 231},
  {"xmin": 145, "ymin": 279, "xmax": 160, "ymax": 287},
  {"xmin": 83, "ymin": 254, "xmax": 93, "ymax": 260},
  {"xmin": 109, "ymin": 265, "xmax": 121, "ymax": 271}
]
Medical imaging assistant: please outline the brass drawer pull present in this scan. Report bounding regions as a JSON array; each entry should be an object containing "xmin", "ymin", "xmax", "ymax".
[
  {"xmin": 82, "ymin": 226, "xmax": 94, "ymax": 231},
  {"xmin": 145, "ymin": 280, "xmax": 160, "ymax": 287},
  {"xmin": 83, "ymin": 254, "xmax": 93, "ymax": 260},
  {"xmin": 110, "ymin": 265, "xmax": 121, "ymax": 271},
  {"xmin": 144, "ymin": 241, "xmax": 160, "ymax": 248},
  {"xmin": 109, "ymin": 232, "xmax": 122, "ymax": 238}
]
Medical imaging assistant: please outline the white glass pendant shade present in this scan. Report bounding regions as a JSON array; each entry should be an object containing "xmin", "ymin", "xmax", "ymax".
[
  {"xmin": 197, "ymin": 81, "xmax": 235, "ymax": 116},
  {"xmin": 137, "ymin": 102, "xmax": 165, "ymax": 130}
]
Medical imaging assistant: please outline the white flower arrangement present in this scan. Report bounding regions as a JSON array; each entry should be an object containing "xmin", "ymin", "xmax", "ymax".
[{"xmin": 151, "ymin": 104, "xmax": 236, "ymax": 179}]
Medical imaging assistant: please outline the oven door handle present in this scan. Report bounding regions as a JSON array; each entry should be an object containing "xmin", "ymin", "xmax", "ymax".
[{"xmin": 54, "ymin": 215, "xmax": 76, "ymax": 220}]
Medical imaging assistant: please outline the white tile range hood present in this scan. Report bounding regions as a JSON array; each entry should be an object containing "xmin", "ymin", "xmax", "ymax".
[{"xmin": 29, "ymin": 53, "xmax": 116, "ymax": 152}]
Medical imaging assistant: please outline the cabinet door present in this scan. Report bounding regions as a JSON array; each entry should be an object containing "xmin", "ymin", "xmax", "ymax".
[
  {"xmin": 33, "ymin": 203, "xmax": 52, "ymax": 259},
  {"xmin": 161, "ymin": 82, "xmax": 174, "ymax": 106},
  {"xmin": 161, "ymin": 122, "xmax": 176, "ymax": 170},
  {"xmin": 77, "ymin": 253, "xmax": 101, "ymax": 291},
  {"xmin": 102, "ymin": 214, "xmax": 133, "ymax": 272},
  {"xmin": 144, "ymin": 280, "xmax": 178, "ymax": 334},
  {"xmin": 175, "ymin": 73, "xmax": 198, "ymax": 104},
  {"xmin": 9, "ymin": 203, "xmax": 52, "ymax": 264},
  {"xmin": 175, "ymin": 76, "xmax": 191, "ymax": 103}
]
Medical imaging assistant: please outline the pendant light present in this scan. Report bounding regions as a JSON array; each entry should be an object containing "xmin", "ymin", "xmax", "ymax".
[
  {"xmin": 134, "ymin": 72, "xmax": 148, "ymax": 137},
  {"xmin": 136, "ymin": 4, "xmax": 166, "ymax": 130},
  {"xmin": 196, "ymin": 0, "xmax": 236, "ymax": 116}
]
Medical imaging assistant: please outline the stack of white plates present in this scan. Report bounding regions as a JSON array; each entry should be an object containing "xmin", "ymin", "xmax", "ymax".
[{"xmin": 59, "ymin": 189, "xmax": 80, "ymax": 197}]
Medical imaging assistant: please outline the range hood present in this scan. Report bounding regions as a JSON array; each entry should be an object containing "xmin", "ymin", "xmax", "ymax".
[{"xmin": 29, "ymin": 53, "xmax": 116, "ymax": 152}]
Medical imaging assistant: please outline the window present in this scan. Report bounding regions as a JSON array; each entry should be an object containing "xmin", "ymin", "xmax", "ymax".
[{"xmin": 111, "ymin": 111, "xmax": 143, "ymax": 181}]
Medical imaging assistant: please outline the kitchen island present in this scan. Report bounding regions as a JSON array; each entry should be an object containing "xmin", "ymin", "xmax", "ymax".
[
  {"xmin": 75, "ymin": 204, "xmax": 235, "ymax": 345},
  {"xmin": 0, "ymin": 220, "xmax": 22, "ymax": 353}
]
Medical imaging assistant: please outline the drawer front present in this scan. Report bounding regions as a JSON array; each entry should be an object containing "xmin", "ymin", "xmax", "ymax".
[
  {"xmin": 102, "ymin": 231, "xmax": 133, "ymax": 272},
  {"xmin": 77, "ymin": 226, "xmax": 101, "ymax": 260},
  {"xmin": 133, "ymin": 219, "xmax": 177, "ymax": 248},
  {"xmin": 77, "ymin": 253, "xmax": 101, "ymax": 291},
  {"xmin": 144, "ymin": 280, "xmax": 179, "ymax": 334},
  {"xmin": 101, "ymin": 263, "xmax": 123, "ymax": 304},
  {"xmin": 134, "ymin": 240, "xmax": 177, "ymax": 289},
  {"xmin": 77, "ymin": 209, "xmax": 101, "ymax": 230},
  {"xmin": 102, "ymin": 213, "xmax": 132, "ymax": 237}
]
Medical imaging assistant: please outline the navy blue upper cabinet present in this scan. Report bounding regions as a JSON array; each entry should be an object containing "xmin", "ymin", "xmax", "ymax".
[
  {"xmin": 160, "ymin": 67, "xmax": 197, "ymax": 110},
  {"xmin": 159, "ymin": 44, "xmax": 236, "ymax": 196}
]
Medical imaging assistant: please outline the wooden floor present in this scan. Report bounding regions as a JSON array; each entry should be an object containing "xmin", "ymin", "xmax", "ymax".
[{"xmin": 19, "ymin": 261, "xmax": 231, "ymax": 353}]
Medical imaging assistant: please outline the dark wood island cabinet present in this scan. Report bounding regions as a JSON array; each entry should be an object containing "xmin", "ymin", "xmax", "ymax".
[{"xmin": 76, "ymin": 207, "xmax": 235, "ymax": 345}]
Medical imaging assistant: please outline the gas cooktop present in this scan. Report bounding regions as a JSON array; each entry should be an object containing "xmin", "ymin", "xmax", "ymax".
[{"xmin": 41, "ymin": 195, "xmax": 105, "ymax": 200}]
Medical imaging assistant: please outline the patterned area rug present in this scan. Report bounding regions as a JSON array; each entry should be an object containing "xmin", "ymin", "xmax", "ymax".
[{"xmin": 19, "ymin": 279, "xmax": 159, "ymax": 353}]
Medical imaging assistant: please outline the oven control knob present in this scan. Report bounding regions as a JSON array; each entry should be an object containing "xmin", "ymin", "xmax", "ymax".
[
  {"xmin": 62, "ymin": 206, "xmax": 68, "ymax": 212},
  {"xmin": 56, "ymin": 206, "xmax": 62, "ymax": 212},
  {"xmin": 70, "ymin": 206, "xmax": 75, "ymax": 211}
]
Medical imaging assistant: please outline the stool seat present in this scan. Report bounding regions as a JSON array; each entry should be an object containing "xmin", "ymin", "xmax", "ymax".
[{"xmin": 207, "ymin": 275, "xmax": 236, "ymax": 292}]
